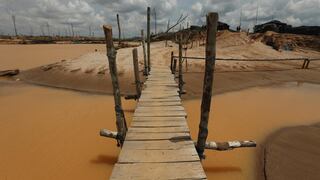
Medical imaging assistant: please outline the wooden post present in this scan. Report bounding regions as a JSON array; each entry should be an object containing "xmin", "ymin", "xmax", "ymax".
[
  {"xmin": 141, "ymin": 29, "xmax": 148, "ymax": 76},
  {"xmin": 173, "ymin": 58, "xmax": 177, "ymax": 74},
  {"xmin": 102, "ymin": 25, "xmax": 127, "ymax": 146},
  {"xmin": 302, "ymin": 59, "xmax": 307, "ymax": 69},
  {"xmin": 306, "ymin": 59, "xmax": 311, "ymax": 69},
  {"xmin": 170, "ymin": 51, "xmax": 174, "ymax": 73},
  {"xmin": 200, "ymin": 140, "xmax": 256, "ymax": 151},
  {"xmin": 178, "ymin": 34, "xmax": 184, "ymax": 96},
  {"xmin": 117, "ymin": 14, "xmax": 121, "ymax": 46},
  {"xmin": 132, "ymin": 48, "xmax": 142, "ymax": 98},
  {"xmin": 196, "ymin": 12, "xmax": 218, "ymax": 159},
  {"xmin": 147, "ymin": 7, "xmax": 151, "ymax": 73},
  {"xmin": 165, "ymin": 19, "xmax": 170, "ymax": 47}
]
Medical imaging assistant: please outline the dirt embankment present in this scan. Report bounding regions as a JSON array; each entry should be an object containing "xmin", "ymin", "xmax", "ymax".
[
  {"xmin": 262, "ymin": 123, "xmax": 320, "ymax": 180},
  {"xmin": 14, "ymin": 31, "xmax": 320, "ymax": 98},
  {"xmin": 251, "ymin": 31, "xmax": 320, "ymax": 51}
]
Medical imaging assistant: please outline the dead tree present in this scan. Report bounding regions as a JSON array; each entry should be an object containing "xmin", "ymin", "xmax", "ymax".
[
  {"xmin": 11, "ymin": 15, "xmax": 18, "ymax": 36},
  {"xmin": 117, "ymin": 14, "xmax": 121, "ymax": 45},
  {"xmin": 153, "ymin": 8, "xmax": 157, "ymax": 35},
  {"xmin": 165, "ymin": 19, "xmax": 170, "ymax": 47},
  {"xmin": 101, "ymin": 25, "xmax": 127, "ymax": 146}
]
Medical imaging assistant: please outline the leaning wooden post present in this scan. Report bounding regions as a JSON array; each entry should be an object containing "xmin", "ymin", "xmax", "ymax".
[
  {"xmin": 147, "ymin": 7, "xmax": 151, "ymax": 73},
  {"xmin": 116, "ymin": 14, "xmax": 121, "ymax": 46},
  {"xmin": 196, "ymin": 12, "xmax": 218, "ymax": 159},
  {"xmin": 102, "ymin": 25, "xmax": 127, "ymax": 146},
  {"xmin": 170, "ymin": 51, "xmax": 174, "ymax": 73},
  {"xmin": 132, "ymin": 48, "xmax": 142, "ymax": 98},
  {"xmin": 178, "ymin": 34, "xmax": 184, "ymax": 96},
  {"xmin": 141, "ymin": 29, "xmax": 148, "ymax": 76}
]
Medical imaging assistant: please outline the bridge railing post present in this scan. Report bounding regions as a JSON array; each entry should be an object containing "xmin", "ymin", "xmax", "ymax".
[
  {"xmin": 178, "ymin": 34, "xmax": 184, "ymax": 96},
  {"xmin": 141, "ymin": 29, "xmax": 148, "ymax": 76},
  {"xmin": 170, "ymin": 51, "xmax": 174, "ymax": 73},
  {"xmin": 132, "ymin": 48, "xmax": 142, "ymax": 99},
  {"xmin": 147, "ymin": 7, "xmax": 151, "ymax": 73},
  {"xmin": 102, "ymin": 25, "xmax": 127, "ymax": 147},
  {"xmin": 173, "ymin": 58, "xmax": 177, "ymax": 75},
  {"xmin": 196, "ymin": 13, "xmax": 218, "ymax": 159}
]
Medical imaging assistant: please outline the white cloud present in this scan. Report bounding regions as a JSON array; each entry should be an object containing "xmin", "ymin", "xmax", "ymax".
[{"xmin": 0, "ymin": 0, "xmax": 318, "ymax": 37}]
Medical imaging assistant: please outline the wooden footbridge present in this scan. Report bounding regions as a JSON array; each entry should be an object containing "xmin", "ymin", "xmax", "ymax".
[
  {"xmin": 100, "ymin": 11, "xmax": 256, "ymax": 179},
  {"xmin": 110, "ymin": 65, "xmax": 206, "ymax": 179}
]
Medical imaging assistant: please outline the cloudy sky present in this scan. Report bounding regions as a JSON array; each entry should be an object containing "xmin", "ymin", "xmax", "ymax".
[{"xmin": 0, "ymin": 0, "xmax": 319, "ymax": 37}]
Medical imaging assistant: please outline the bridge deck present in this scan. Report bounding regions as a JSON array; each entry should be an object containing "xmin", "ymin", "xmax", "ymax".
[{"xmin": 110, "ymin": 66, "xmax": 206, "ymax": 179}]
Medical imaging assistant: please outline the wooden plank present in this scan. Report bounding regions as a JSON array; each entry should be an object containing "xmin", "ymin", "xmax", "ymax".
[
  {"xmin": 118, "ymin": 148, "xmax": 199, "ymax": 163},
  {"xmin": 110, "ymin": 162, "xmax": 207, "ymax": 180},
  {"xmin": 128, "ymin": 126, "xmax": 189, "ymax": 133},
  {"xmin": 125, "ymin": 132, "xmax": 190, "ymax": 140},
  {"xmin": 139, "ymin": 97, "xmax": 181, "ymax": 102},
  {"xmin": 131, "ymin": 120, "xmax": 188, "ymax": 127},
  {"xmin": 136, "ymin": 106, "xmax": 184, "ymax": 111},
  {"xmin": 133, "ymin": 116, "xmax": 186, "ymax": 122},
  {"xmin": 137, "ymin": 101, "xmax": 182, "ymax": 107},
  {"xmin": 121, "ymin": 140, "xmax": 194, "ymax": 150},
  {"xmin": 134, "ymin": 111, "xmax": 187, "ymax": 117}
]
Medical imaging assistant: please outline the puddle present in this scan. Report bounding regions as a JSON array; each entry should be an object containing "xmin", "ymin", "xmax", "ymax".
[{"xmin": 184, "ymin": 82, "xmax": 320, "ymax": 180}]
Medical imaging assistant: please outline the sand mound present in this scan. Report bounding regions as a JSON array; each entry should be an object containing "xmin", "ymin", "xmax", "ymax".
[
  {"xmin": 18, "ymin": 50, "xmax": 146, "ymax": 95},
  {"xmin": 264, "ymin": 123, "xmax": 320, "ymax": 180},
  {"xmin": 217, "ymin": 31, "xmax": 252, "ymax": 48},
  {"xmin": 252, "ymin": 31, "xmax": 320, "ymax": 51}
]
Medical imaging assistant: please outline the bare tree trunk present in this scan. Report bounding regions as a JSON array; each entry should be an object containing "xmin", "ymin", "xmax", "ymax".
[
  {"xmin": 11, "ymin": 15, "xmax": 18, "ymax": 37},
  {"xmin": 196, "ymin": 12, "xmax": 218, "ymax": 159},
  {"xmin": 165, "ymin": 19, "xmax": 170, "ymax": 47},
  {"xmin": 117, "ymin": 14, "xmax": 121, "ymax": 45},
  {"xmin": 154, "ymin": 8, "xmax": 157, "ymax": 35},
  {"xmin": 102, "ymin": 25, "xmax": 127, "ymax": 146}
]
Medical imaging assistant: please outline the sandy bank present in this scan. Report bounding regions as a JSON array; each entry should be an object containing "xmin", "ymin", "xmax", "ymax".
[
  {"xmin": 263, "ymin": 123, "xmax": 320, "ymax": 180},
  {"xmin": 16, "ymin": 34, "xmax": 320, "ymax": 98}
]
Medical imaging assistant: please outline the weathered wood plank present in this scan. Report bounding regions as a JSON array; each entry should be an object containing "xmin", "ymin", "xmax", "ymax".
[
  {"xmin": 110, "ymin": 162, "xmax": 207, "ymax": 180},
  {"xmin": 137, "ymin": 101, "xmax": 182, "ymax": 107},
  {"xmin": 128, "ymin": 126, "xmax": 189, "ymax": 133},
  {"xmin": 133, "ymin": 116, "xmax": 186, "ymax": 122},
  {"xmin": 131, "ymin": 120, "xmax": 188, "ymax": 127},
  {"xmin": 125, "ymin": 132, "xmax": 190, "ymax": 140},
  {"xmin": 136, "ymin": 106, "xmax": 184, "ymax": 111},
  {"xmin": 134, "ymin": 110, "xmax": 187, "ymax": 117},
  {"xmin": 121, "ymin": 140, "xmax": 194, "ymax": 150},
  {"xmin": 118, "ymin": 148, "xmax": 199, "ymax": 163}
]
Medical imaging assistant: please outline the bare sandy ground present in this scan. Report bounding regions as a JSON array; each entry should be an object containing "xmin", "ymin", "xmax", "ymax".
[
  {"xmin": 16, "ymin": 31, "xmax": 320, "ymax": 98},
  {"xmin": 263, "ymin": 123, "xmax": 320, "ymax": 180}
]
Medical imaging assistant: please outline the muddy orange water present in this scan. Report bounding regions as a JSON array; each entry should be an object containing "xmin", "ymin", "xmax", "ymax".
[
  {"xmin": 0, "ymin": 44, "xmax": 105, "ymax": 70},
  {"xmin": 1, "ymin": 80, "xmax": 320, "ymax": 180}
]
